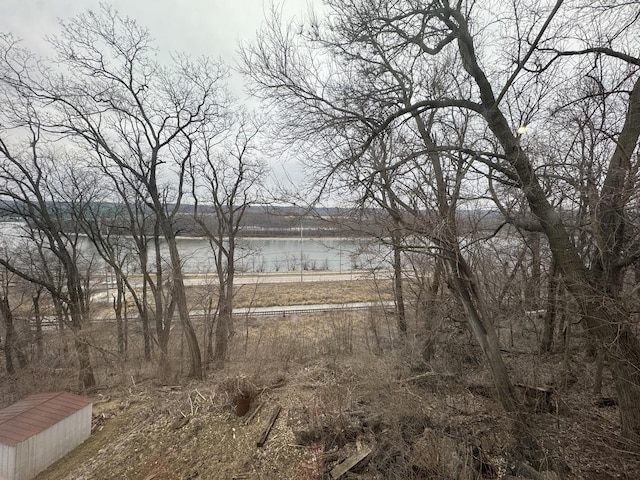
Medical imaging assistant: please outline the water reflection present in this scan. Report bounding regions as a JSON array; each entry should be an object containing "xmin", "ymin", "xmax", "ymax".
[
  {"xmin": 178, "ymin": 237, "xmax": 387, "ymax": 273},
  {"xmin": 0, "ymin": 221, "xmax": 389, "ymax": 274}
]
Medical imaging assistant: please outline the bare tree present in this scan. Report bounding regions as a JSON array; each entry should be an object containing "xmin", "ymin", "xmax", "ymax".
[
  {"xmin": 75, "ymin": 195, "xmax": 138, "ymax": 358},
  {"xmin": 110, "ymin": 180, "xmax": 166, "ymax": 366},
  {"xmin": 191, "ymin": 116, "xmax": 266, "ymax": 368},
  {"xmin": 0, "ymin": 7, "xmax": 234, "ymax": 379},
  {"xmin": 0, "ymin": 266, "xmax": 26, "ymax": 375},
  {"xmin": 242, "ymin": 0, "xmax": 640, "ymax": 441},
  {"xmin": 242, "ymin": 8, "xmax": 519, "ymax": 411},
  {"xmin": 0, "ymin": 126, "xmax": 98, "ymax": 389}
]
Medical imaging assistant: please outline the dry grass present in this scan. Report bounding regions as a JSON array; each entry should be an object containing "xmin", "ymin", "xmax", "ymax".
[
  {"xmin": 3, "ymin": 278, "xmax": 640, "ymax": 479},
  {"xmin": 188, "ymin": 278, "xmax": 394, "ymax": 309}
]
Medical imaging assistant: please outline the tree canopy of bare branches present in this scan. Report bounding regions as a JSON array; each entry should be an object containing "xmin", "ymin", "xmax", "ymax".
[{"xmin": 241, "ymin": 0, "xmax": 640, "ymax": 442}]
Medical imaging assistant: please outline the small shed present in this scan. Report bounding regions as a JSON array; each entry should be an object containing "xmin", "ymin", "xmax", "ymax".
[{"xmin": 0, "ymin": 392, "xmax": 92, "ymax": 480}]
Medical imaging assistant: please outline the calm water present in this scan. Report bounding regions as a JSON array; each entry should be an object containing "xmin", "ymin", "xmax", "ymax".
[
  {"xmin": 176, "ymin": 236, "xmax": 388, "ymax": 273},
  {"xmin": 0, "ymin": 222, "xmax": 389, "ymax": 273}
]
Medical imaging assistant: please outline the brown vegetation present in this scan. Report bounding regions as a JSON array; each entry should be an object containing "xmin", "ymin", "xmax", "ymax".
[
  {"xmin": 1, "ymin": 279, "xmax": 638, "ymax": 479},
  {"xmin": 200, "ymin": 279, "xmax": 394, "ymax": 309}
]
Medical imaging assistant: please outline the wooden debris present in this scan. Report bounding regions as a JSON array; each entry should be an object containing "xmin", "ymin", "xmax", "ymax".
[
  {"xmin": 514, "ymin": 383, "xmax": 555, "ymax": 413},
  {"xmin": 244, "ymin": 401, "xmax": 264, "ymax": 425},
  {"xmin": 93, "ymin": 395, "xmax": 112, "ymax": 405},
  {"xmin": 397, "ymin": 372, "xmax": 456, "ymax": 384},
  {"xmin": 171, "ymin": 415, "xmax": 190, "ymax": 431},
  {"xmin": 87, "ymin": 384, "xmax": 110, "ymax": 393},
  {"xmin": 593, "ymin": 396, "xmax": 618, "ymax": 407},
  {"xmin": 160, "ymin": 385, "xmax": 183, "ymax": 391},
  {"xmin": 257, "ymin": 405, "xmax": 282, "ymax": 447},
  {"xmin": 330, "ymin": 445, "xmax": 372, "ymax": 479},
  {"xmin": 266, "ymin": 378, "xmax": 287, "ymax": 390},
  {"xmin": 91, "ymin": 413, "xmax": 108, "ymax": 432}
]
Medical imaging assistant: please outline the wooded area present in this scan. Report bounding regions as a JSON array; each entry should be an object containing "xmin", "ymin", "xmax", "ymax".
[
  {"xmin": 241, "ymin": 0, "xmax": 640, "ymax": 448},
  {"xmin": 1, "ymin": 1, "xmax": 640, "ymax": 477}
]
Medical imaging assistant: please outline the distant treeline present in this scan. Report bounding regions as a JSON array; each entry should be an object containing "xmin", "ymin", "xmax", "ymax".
[{"xmin": 0, "ymin": 201, "xmax": 506, "ymax": 238}]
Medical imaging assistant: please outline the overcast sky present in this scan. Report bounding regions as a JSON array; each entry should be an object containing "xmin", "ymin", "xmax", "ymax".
[
  {"xmin": 1, "ymin": 0, "xmax": 318, "ymax": 189},
  {"xmin": 1, "ymin": 0, "xmax": 314, "ymax": 96}
]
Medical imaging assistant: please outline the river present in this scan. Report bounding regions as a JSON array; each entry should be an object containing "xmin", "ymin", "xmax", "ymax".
[
  {"xmin": 0, "ymin": 222, "xmax": 389, "ymax": 274},
  {"xmin": 165, "ymin": 236, "xmax": 387, "ymax": 273}
]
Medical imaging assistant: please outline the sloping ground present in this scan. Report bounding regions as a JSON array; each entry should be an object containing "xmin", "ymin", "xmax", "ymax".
[
  {"xmin": 3, "ymin": 278, "xmax": 639, "ymax": 479},
  {"xmin": 33, "ymin": 350, "xmax": 640, "ymax": 480}
]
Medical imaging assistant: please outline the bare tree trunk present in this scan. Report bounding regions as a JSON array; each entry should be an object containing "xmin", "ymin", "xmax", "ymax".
[
  {"xmin": 593, "ymin": 347, "xmax": 604, "ymax": 396},
  {"xmin": 157, "ymin": 298, "xmax": 174, "ymax": 384},
  {"xmin": 392, "ymin": 238, "xmax": 407, "ymax": 335},
  {"xmin": 53, "ymin": 297, "xmax": 66, "ymax": 333},
  {"xmin": 525, "ymin": 232, "xmax": 542, "ymax": 310},
  {"xmin": 141, "ymin": 307, "xmax": 151, "ymax": 361},
  {"xmin": 213, "ymin": 311, "xmax": 229, "ymax": 369},
  {"xmin": 409, "ymin": 98, "xmax": 517, "ymax": 408},
  {"xmin": 213, "ymin": 281, "xmax": 232, "ymax": 369},
  {"xmin": 205, "ymin": 295, "xmax": 216, "ymax": 366},
  {"xmin": 66, "ymin": 303, "xmax": 96, "ymax": 390},
  {"xmin": 457, "ymin": 19, "xmax": 640, "ymax": 439},
  {"xmin": 540, "ymin": 260, "xmax": 559, "ymax": 353},
  {"xmin": 1, "ymin": 296, "xmax": 15, "ymax": 374},
  {"xmin": 636, "ymin": 261, "xmax": 640, "ymax": 322},
  {"xmin": 74, "ymin": 332, "xmax": 96, "ymax": 390},
  {"xmin": 114, "ymin": 284, "xmax": 125, "ymax": 356},
  {"xmin": 126, "ymin": 265, "xmax": 152, "ymax": 361},
  {"xmin": 445, "ymin": 253, "xmax": 517, "ymax": 412},
  {"xmin": 589, "ymin": 299, "xmax": 640, "ymax": 441},
  {"xmin": 33, "ymin": 293, "xmax": 43, "ymax": 361},
  {"xmin": 66, "ymin": 274, "xmax": 96, "ymax": 390},
  {"xmin": 152, "ymin": 224, "xmax": 172, "ymax": 382},
  {"xmin": 418, "ymin": 257, "xmax": 443, "ymax": 363},
  {"xmin": 210, "ymin": 234, "xmax": 239, "ymax": 369},
  {"xmin": 165, "ymin": 234, "xmax": 202, "ymax": 379},
  {"xmin": 137, "ymin": 253, "xmax": 152, "ymax": 361}
]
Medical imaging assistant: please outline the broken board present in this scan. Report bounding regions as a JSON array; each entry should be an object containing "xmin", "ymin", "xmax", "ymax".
[
  {"xmin": 330, "ymin": 445, "xmax": 372, "ymax": 479},
  {"xmin": 256, "ymin": 405, "xmax": 282, "ymax": 447}
]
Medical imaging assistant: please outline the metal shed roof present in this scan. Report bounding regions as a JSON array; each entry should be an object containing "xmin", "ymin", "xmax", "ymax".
[{"xmin": 0, "ymin": 392, "xmax": 92, "ymax": 447}]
